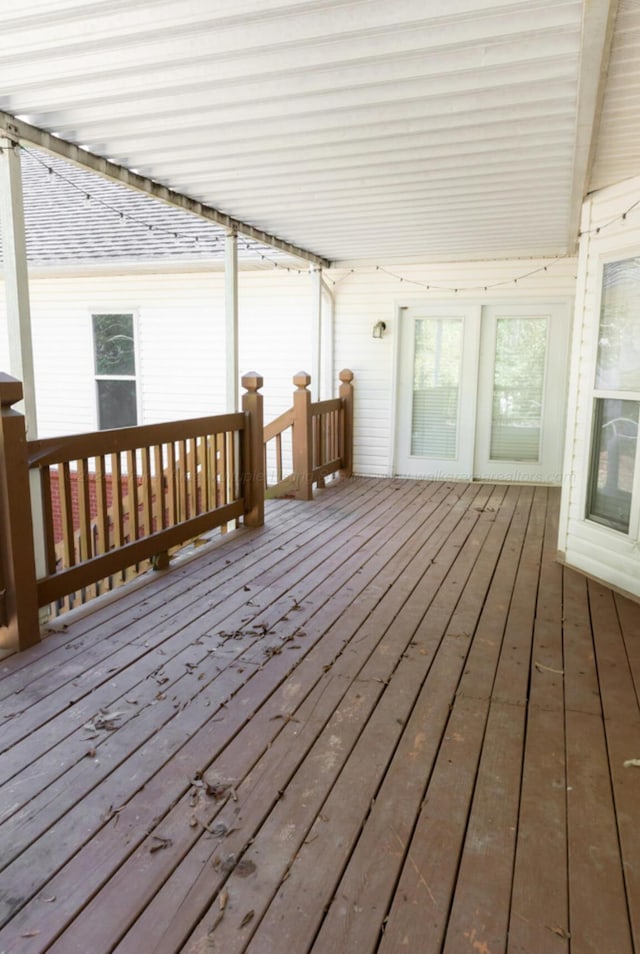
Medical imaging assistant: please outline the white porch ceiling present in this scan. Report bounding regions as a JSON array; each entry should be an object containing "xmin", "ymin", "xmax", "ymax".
[{"xmin": 0, "ymin": 0, "xmax": 635, "ymax": 265}]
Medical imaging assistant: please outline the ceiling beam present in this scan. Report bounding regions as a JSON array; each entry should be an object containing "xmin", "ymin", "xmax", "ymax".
[
  {"xmin": 567, "ymin": 0, "xmax": 619, "ymax": 252},
  {"xmin": 0, "ymin": 110, "xmax": 330, "ymax": 268}
]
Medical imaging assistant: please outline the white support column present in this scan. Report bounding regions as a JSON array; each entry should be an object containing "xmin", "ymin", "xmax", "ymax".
[
  {"xmin": 0, "ymin": 139, "xmax": 47, "ymax": 596},
  {"xmin": 310, "ymin": 266, "xmax": 322, "ymax": 400},
  {"xmin": 0, "ymin": 138, "xmax": 37, "ymax": 437},
  {"xmin": 321, "ymin": 278, "xmax": 334, "ymax": 400},
  {"xmin": 225, "ymin": 227, "xmax": 239, "ymax": 412}
]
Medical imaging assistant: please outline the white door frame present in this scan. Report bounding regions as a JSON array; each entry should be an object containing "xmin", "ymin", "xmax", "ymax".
[
  {"xmin": 392, "ymin": 298, "xmax": 572, "ymax": 483},
  {"xmin": 393, "ymin": 302, "xmax": 481, "ymax": 479},
  {"xmin": 473, "ymin": 301, "xmax": 572, "ymax": 483}
]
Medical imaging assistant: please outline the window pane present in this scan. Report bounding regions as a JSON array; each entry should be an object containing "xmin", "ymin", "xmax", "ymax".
[
  {"xmin": 97, "ymin": 379, "xmax": 137, "ymax": 430},
  {"xmin": 587, "ymin": 398, "xmax": 639, "ymax": 532},
  {"xmin": 490, "ymin": 317, "xmax": 547, "ymax": 461},
  {"xmin": 411, "ymin": 318, "xmax": 462, "ymax": 459},
  {"xmin": 93, "ymin": 314, "xmax": 136, "ymax": 376},
  {"xmin": 596, "ymin": 259, "xmax": 640, "ymax": 390}
]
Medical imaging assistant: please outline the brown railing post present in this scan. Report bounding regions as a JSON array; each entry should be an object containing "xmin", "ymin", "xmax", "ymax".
[
  {"xmin": 0, "ymin": 373, "xmax": 40, "ymax": 651},
  {"xmin": 241, "ymin": 372, "xmax": 265, "ymax": 527},
  {"xmin": 292, "ymin": 371, "xmax": 313, "ymax": 501},
  {"xmin": 339, "ymin": 369, "xmax": 354, "ymax": 479}
]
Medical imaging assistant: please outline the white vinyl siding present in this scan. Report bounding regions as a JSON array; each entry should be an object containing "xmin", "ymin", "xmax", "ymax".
[
  {"xmin": 559, "ymin": 173, "xmax": 640, "ymax": 599},
  {"xmin": 333, "ymin": 258, "xmax": 577, "ymax": 476},
  {"xmin": 0, "ymin": 268, "xmax": 314, "ymax": 437},
  {"xmin": 0, "ymin": 257, "xmax": 576, "ymax": 481}
]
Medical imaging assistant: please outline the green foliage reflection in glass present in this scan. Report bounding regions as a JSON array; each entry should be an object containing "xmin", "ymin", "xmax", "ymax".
[
  {"xmin": 93, "ymin": 314, "xmax": 135, "ymax": 376},
  {"xmin": 596, "ymin": 259, "xmax": 640, "ymax": 391},
  {"xmin": 490, "ymin": 317, "xmax": 547, "ymax": 462}
]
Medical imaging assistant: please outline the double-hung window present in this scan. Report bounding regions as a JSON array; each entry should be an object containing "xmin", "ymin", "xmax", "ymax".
[
  {"xmin": 92, "ymin": 313, "xmax": 138, "ymax": 430},
  {"xmin": 587, "ymin": 258, "xmax": 640, "ymax": 533}
]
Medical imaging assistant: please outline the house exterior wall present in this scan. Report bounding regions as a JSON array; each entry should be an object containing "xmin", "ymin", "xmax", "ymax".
[
  {"xmin": 0, "ymin": 256, "xmax": 580, "ymax": 485},
  {"xmin": 0, "ymin": 267, "xmax": 315, "ymax": 437},
  {"xmin": 558, "ymin": 175, "xmax": 640, "ymax": 599},
  {"xmin": 332, "ymin": 258, "xmax": 578, "ymax": 476}
]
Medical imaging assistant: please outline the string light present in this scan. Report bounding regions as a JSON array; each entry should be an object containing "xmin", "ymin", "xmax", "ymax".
[
  {"xmin": 21, "ymin": 144, "xmax": 306, "ymax": 269},
  {"xmin": 325, "ymin": 195, "xmax": 640, "ymax": 292},
  {"xmin": 327, "ymin": 256, "xmax": 574, "ymax": 293},
  {"xmin": 19, "ymin": 144, "xmax": 229, "ymax": 255},
  {"xmin": 21, "ymin": 140, "xmax": 640, "ymax": 287}
]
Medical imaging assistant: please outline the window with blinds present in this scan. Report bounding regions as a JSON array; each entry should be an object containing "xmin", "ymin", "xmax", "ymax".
[
  {"xmin": 489, "ymin": 316, "xmax": 548, "ymax": 462},
  {"xmin": 410, "ymin": 318, "xmax": 462, "ymax": 459}
]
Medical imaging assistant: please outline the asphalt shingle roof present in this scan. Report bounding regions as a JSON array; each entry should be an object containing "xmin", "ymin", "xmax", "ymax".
[{"xmin": 0, "ymin": 148, "xmax": 292, "ymax": 268}]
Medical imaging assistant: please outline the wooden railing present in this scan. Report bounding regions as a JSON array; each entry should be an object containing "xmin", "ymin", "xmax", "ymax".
[
  {"xmin": 0, "ymin": 369, "xmax": 353, "ymax": 652},
  {"xmin": 31, "ymin": 415, "xmax": 244, "ymax": 611},
  {"xmin": 0, "ymin": 372, "xmax": 264, "ymax": 651},
  {"xmin": 264, "ymin": 369, "xmax": 354, "ymax": 500}
]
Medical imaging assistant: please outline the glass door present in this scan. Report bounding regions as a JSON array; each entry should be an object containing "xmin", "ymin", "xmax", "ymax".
[
  {"xmin": 474, "ymin": 304, "xmax": 570, "ymax": 483},
  {"xmin": 395, "ymin": 305, "xmax": 480, "ymax": 479},
  {"xmin": 396, "ymin": 301, "xmax": 570, "ymax": 483}
]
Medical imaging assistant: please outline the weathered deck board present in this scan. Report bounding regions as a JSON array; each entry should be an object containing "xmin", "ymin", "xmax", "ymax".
[
  {"xmin": 507, "ymin": 492, "xmax": 568, "ymax": 954},
  {"xmin": 48, "ymin": 482, "xmax": 489, "ymax": 952},
  {"xmin": 0, "ymin": 478, "xmax": 638, "ymax": 954}
]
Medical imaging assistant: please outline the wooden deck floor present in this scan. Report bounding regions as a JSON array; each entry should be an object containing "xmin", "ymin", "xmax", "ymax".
[{"xmin": 1, "ymin": 477, "xmax": 639, "ymax": 954}]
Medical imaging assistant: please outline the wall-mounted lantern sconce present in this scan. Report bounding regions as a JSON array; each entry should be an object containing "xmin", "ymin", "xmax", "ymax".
[{"xmin": 372, "ymin": 321, "xmax": 387, "ymax": 339}]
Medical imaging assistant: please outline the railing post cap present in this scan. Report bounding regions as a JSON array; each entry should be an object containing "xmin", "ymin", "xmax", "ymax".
[
  {"xmin": 0, "ymin": 372, "xmax": 24, "ymax": 408},
  {"xmin": 241, "ymin": 372, "xmax": 263, "ymax": 391},
  {"xmin": 339, "ymin": 369, "xmax": 354, "ymax": 383},
  {"xmin": 293, "ymin": 371, "xmax": 311, "ymax": 389}
]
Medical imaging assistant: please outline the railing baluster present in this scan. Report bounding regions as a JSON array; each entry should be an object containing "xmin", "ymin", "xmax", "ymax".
[
  {"xmin": 166, "ymin": 442, "xmax": 177, "ymax": 527},
  {"xmin": 188, "ymin": 436, "xmax": 198, "ymax": 516},
  {"xmin": 153, "ymin": 444, "xmax": 165, "ymax": 529},
  {"xmin": 77, "ymin": 459, "xmax": 93, "ymax": 562},
  {"xmin": 228, "ymin": 430, "xmax": 236, "ymax": 503},
  {"xmin": 219, "ymin": 432, "xmax": 228, "ymax": 506},
  {"xmin": 94, "ymin": 455, "xmax": 109, "ymax": 594},
  {"xmin": 126, "ymin": 449, "xmax": 140, "ymax": 541},
  {"xmin": 60, "ymin": 461, "xmax": 76, "ymax": 568},
  {"xmin": 316, "ymin": 413, "xmax": 325, "ymax": 489},
  {"xmin": 141, "ymin": 446, "xmax": 153, "ymax": 536},
  {"xmin": 40, "ymin": 465, "xmax": 57, "ymax": 576},
  {"xmin": 177, "ymin": 440, "xmax": 187, "ymax": 521},
  {"xmin": 111, "ymin": 453, "xmax": 125, "ymax": 549},
  {"xmin": 200, "ymin": 435, "xmax": 210, "ymax": 512}
]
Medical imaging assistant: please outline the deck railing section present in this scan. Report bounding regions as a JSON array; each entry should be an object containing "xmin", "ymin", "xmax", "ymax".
[
  {"xmin": 0, "ymin": 370, "xmax": 352, "ymax": 652},
  {"xmin": 0, "ymin": 373, "xmax": 265, "ymax": 651},
  {"xmin": 264, "ymin": 369, "xmax": 354, "ymax": 500},
  {"xmin": 31, "ymin": 415, "xmax": 244, "ymax": 612}
]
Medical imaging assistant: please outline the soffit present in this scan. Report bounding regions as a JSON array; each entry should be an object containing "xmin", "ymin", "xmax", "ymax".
[{"xmin": 0, "ymin": 0, "xmax": 613, "ymax": 263}]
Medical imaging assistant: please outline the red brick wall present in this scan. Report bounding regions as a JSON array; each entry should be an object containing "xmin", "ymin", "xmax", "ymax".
[{"xmin": 48, "ymin": 470, "xmax": 128, "ymax": 543}]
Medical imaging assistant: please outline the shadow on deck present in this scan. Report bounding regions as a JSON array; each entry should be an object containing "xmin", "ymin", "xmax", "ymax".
[{"xmin": 0, "ymin": 477, "xmax": 639, "ymax": 953}]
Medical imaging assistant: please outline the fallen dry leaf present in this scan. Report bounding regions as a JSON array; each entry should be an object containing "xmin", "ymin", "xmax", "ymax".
[
  {"xmin": 219, "ymin": 887, "xmax": 229, "ymax": 911},
  {"xmin": 240, "ymin": 910, "xmax": 255, "ymax": 928},
  {"xmin": 534, "ymin": 661, "xmax": 564, "ymax": 675},
  {"xmin": 623, "ymin": 758, "xmax": 640, "ymax": 768},
  {"xmin": 149, "ymin": 835, "xmax": 173, "ymax": 853}
]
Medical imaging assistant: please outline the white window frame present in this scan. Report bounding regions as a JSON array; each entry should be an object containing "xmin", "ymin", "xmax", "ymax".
[
  {"xmin": 580, "ymin": 253, "xmax": 640, "ymax": 541},
  {"xmin": 90, "ymin": 309, "xmax": 141, "ymax": 430}
]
